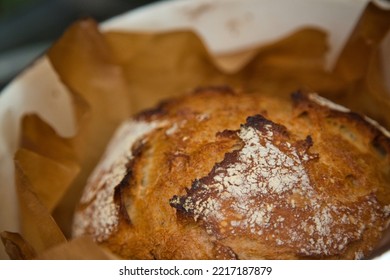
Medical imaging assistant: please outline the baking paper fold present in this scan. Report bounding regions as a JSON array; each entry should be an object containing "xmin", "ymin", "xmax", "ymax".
[
  {"xmin": 333, "ymin": 2, "xmax": 390, "ymax": 128},
  {"xmin": 1, "ymin": 2, "xmax": 390, "ymax": 259}
]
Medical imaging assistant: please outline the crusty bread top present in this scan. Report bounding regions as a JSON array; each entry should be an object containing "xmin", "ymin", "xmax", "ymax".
[{"xmin": 73, "ymin": 87, "xmax": 390, "ymax": 259}]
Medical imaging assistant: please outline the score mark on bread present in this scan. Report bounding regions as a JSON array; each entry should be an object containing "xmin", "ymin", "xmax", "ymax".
[{"xmin": 73, "ymin": 87, "xmax": 390, "ymax": 259}]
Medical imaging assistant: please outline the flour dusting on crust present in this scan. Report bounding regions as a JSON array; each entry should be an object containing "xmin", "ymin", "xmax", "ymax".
[
  {"xmin": 171, "ymin": 115, "xmax": 388, "ymax": 257},
  {"xmin": 73, "ymin": 120, "xmax": 161, "ymax": 241}
]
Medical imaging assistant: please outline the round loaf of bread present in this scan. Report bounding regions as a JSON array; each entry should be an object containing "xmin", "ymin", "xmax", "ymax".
[{"xmin": 72, "ymin": 87, "xmax": 390, "ymax": 259}]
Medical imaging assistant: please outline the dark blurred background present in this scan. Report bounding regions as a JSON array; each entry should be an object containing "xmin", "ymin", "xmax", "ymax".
[{"xmin": 0, "ymin": 0, "xmax": 161, "ymax": 90}]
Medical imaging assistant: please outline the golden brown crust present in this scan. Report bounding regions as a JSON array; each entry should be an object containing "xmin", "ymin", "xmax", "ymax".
[{"xmin": 73, "ymin": 87, "xmax": 390, "ymax": 259}]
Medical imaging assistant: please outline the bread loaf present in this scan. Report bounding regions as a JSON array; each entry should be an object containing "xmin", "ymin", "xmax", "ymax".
[{"xmin": 72, "ymin": 87, "xmax": 390, "ymax": 259}]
